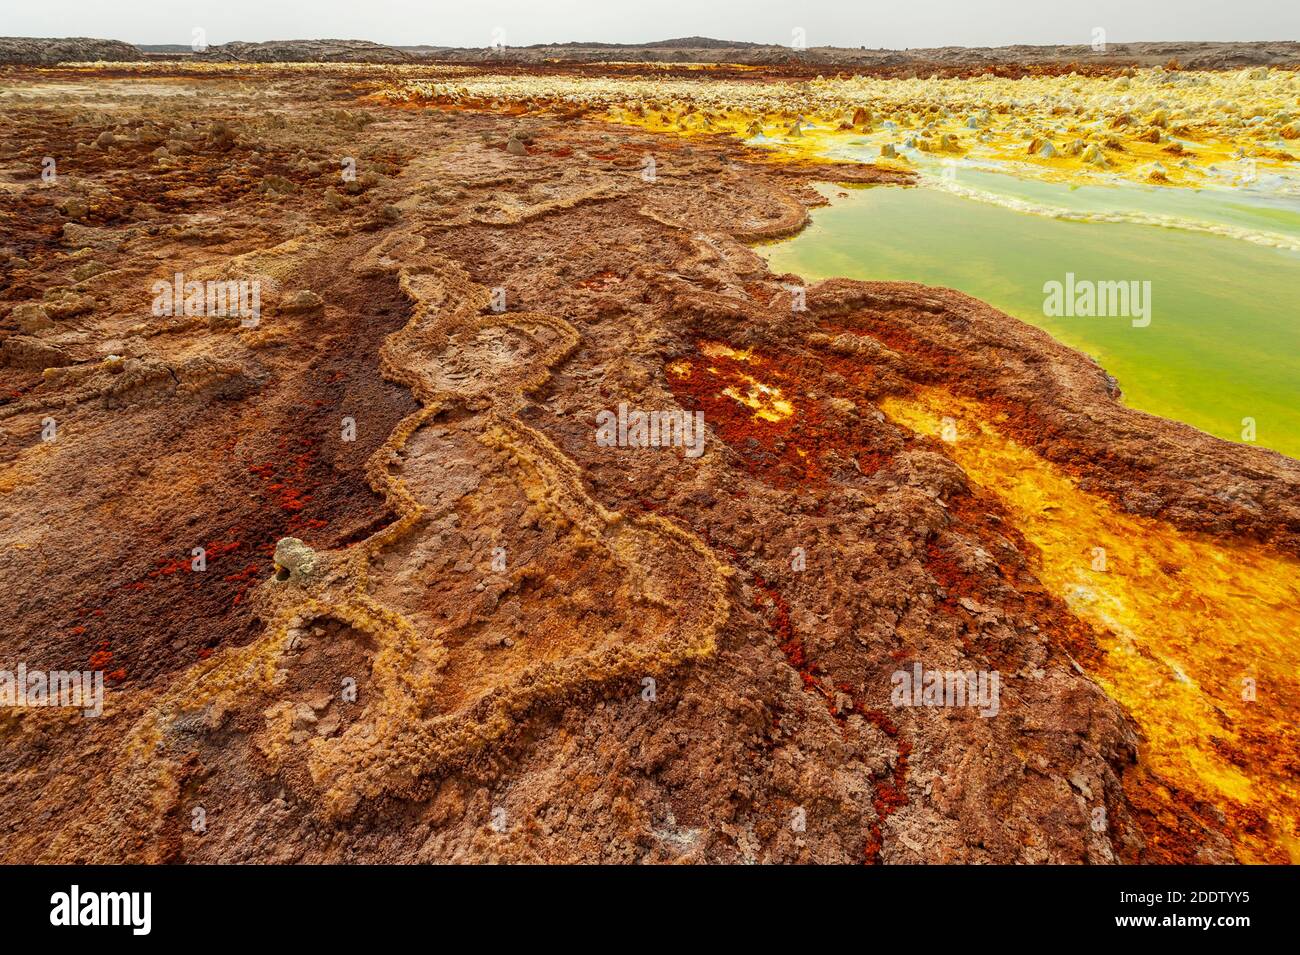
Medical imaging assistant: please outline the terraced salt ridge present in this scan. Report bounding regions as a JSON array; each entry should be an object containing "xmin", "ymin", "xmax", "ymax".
[{"xmin": 51, "ymin": 229, "xmax": 731, "ymax": 852}]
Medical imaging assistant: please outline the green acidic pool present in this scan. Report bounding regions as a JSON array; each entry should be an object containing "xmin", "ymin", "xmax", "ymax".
[{"xmin": 762, "ymin": 182, "xmax": 1300, "ymax": 461}]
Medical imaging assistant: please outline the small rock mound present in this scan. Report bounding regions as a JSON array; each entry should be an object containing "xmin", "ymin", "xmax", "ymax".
[{"xmin": 273, "ymin": 538, "xmax": 319, "ymax": 584}]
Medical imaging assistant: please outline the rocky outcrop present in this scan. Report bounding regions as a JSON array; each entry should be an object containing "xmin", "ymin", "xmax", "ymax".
[
  {"xmin": 4, "ymin": 36, "xmax": 1296, "ymax": 69},
  {"xmin": 0, "ymin": 37, "xmax": 141, "ymax": 64},
  {"xmin": 194, "ymin": 39, "xmax": 411, "ymax": 63}
]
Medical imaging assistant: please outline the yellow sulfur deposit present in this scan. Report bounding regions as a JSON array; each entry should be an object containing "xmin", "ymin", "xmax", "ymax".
[
  {"xmin": 387, "ymin": 66, "xmax": 1300, "ymax": 191},
  {"xmin": 882, "ymin": 388, "xmax": 1300, "ymax": 863},
  {"xmin": 699, "ymin": 341, "xmax": 758, "ymax": 362},
  {"xmin": 720, "ymin": 374, "xmax": 795, "ymax": 421}
]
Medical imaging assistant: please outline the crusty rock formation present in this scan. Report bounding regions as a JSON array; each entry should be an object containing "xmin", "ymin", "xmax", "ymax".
[
  {"xmin": 0, "ymin": 37, "xmax": 142, "ymax": 64},
  {"xmin": 5, "ymin": 36, "xmax": 1298, "ymax": 72},
  {"xmin": 0, "ymin": 61, "xmax": 1294, "ymax": 864},
  {"xmin": 196, "ymin": 39, "xmax": 412, "ymax": 63}
]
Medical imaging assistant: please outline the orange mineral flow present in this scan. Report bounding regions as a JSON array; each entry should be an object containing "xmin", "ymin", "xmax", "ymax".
[{"xmin": 881, "ymin": 388, "xmax": 1300, "ymax": 863}]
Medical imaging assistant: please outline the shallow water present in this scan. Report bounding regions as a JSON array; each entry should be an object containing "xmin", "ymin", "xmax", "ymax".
[{"xmin": 762, "ymin": 181, "xmax": 1300, "ymax": 460}]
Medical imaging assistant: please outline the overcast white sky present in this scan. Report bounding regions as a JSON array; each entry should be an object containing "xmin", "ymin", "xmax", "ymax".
[{"xmin": 2, "ymin": 0, "xmax": 1296, "ymax": 48}]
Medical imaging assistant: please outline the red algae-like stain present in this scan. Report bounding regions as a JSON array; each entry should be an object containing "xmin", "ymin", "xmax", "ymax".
[
  {"xmin": 737, "ymin": 539, "xmax": 912, "ymax": 862},
  {"xmin": 666, "ymin": 341, "xmax": 895, "ymax": 487}
]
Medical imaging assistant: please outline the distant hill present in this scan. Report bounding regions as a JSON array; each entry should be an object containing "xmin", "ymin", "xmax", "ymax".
[
  {"xmin": 0, "ymin": 36, "xmax": 141, "ymax": 64},
  {"xmin": 641, "ymin": 36, "xmax": 766, "ymax": 49},
  {"xmin": 194, "ymin": 39, "xmax": 412, "ymax": 63},
  {"xmin": 3, "ymin": 35, "xmax": 1298, "ymax": 70},
  {"xmin": 513, "ymin": 36, "xmax": 766, "ymax": 50}
]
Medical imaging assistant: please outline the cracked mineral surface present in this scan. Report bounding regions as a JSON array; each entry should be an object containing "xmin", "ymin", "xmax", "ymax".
[{"xmin": 1, "ymin": 57, "xmax": 1297, "ymax": 864}]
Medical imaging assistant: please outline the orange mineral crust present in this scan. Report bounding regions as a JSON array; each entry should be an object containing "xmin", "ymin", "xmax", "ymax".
[{"xmin": 1, "ymin": 61, "xmax": 1296, "ymax": 863}]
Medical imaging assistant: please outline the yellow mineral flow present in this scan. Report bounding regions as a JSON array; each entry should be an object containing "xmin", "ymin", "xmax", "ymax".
[
  {"xmin": 386, "ymin": 66, "xmax": 1300, "ymax": 191},
  {"xmin": 677, "ymin": 344, "xmax": 796, "ymax": 421},
  {"xmin": 699, "ymin": 341, "xmax": 758, "ymax": 362},
  {"xmin": 882, "ymin": 388, "xmax": 1300, "ymax": 863}
]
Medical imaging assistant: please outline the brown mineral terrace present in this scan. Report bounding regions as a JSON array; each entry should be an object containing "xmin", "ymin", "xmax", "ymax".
[{"xmin": 0, "ymin": 60, "xmax": 1296, "ymax": 863}]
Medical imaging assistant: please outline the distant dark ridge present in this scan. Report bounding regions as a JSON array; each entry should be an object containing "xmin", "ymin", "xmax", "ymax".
[
  {"xmin": 516, "ymin": 36, "xmax": 766, "ymax": 49},
  {"xmin": 193, "ymin": 39, "xmax": 412, "ymax": 63},
  {"xmin": 428, "ymin": 39, "xmax": 1300, "ymax": 70},
  {"xmin": 0, "ymin": 37, "xmax": 141, "ymax": 64},
  {"xmin": 641, "ymin": 36, "xmax": 767, "ymax": 48},
  {"xmin": 3, "ymin": 36, "xmax": 1298, "ymax": 69}
]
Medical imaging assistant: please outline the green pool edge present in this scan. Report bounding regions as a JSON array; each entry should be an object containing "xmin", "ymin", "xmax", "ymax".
[{"xmin": 759, "ymin": 180, "xmax": 1300, "ymax": 463}]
